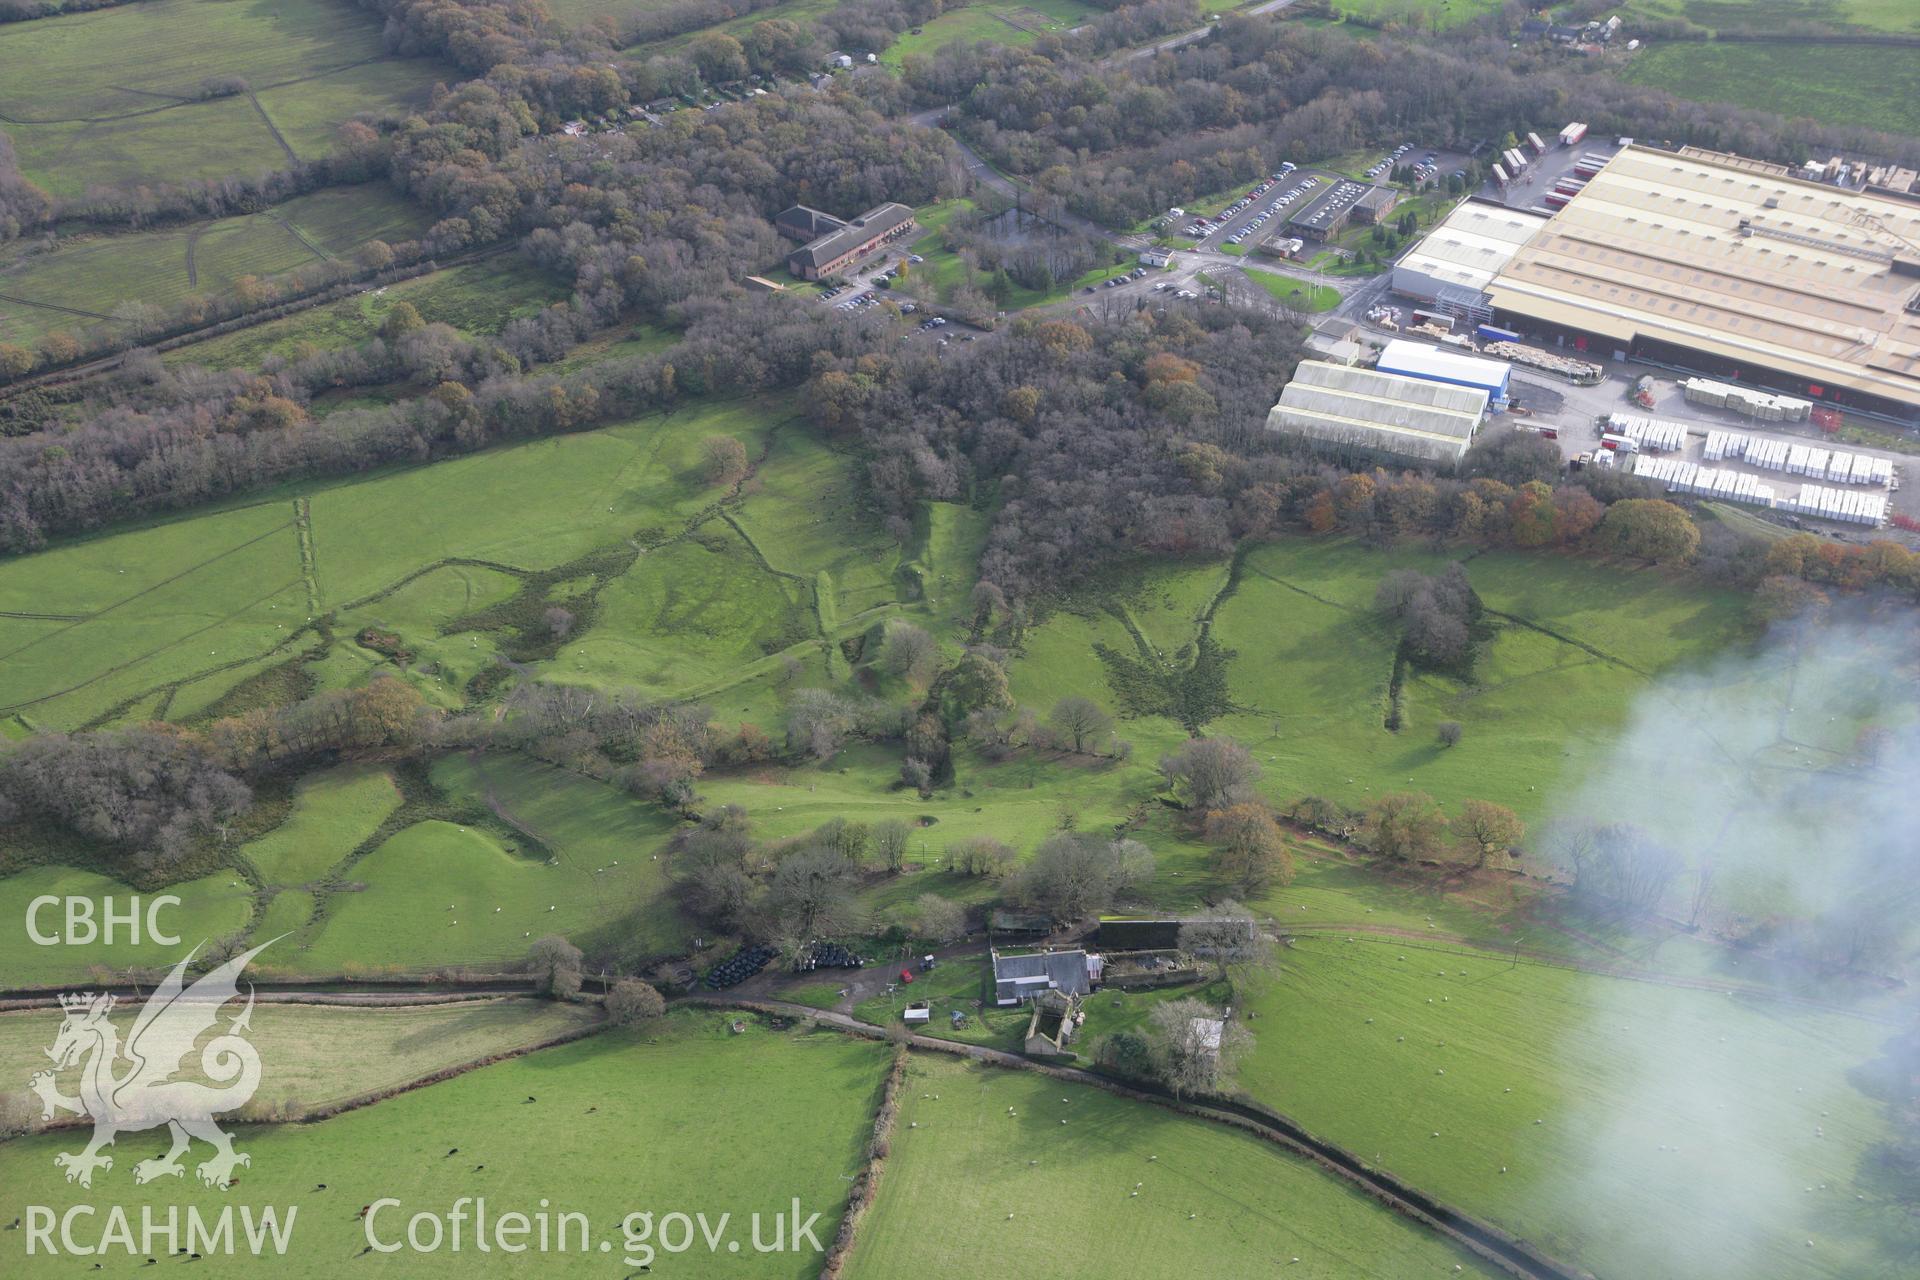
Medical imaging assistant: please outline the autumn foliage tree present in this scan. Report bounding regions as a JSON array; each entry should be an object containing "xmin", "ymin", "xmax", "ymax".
[
  {"xmin": 1362, "ymin": 792, "xmax": 1448, "ymax": 862},
  {"xmin": 1202, "ymin": 802, "xmax": 1293, "ymax": 891}
]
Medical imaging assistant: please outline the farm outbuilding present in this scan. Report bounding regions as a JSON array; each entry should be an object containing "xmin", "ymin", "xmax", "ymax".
[{"xmin": 1265, "ymin": 360, "xmax": 1490, "ymax": 467}]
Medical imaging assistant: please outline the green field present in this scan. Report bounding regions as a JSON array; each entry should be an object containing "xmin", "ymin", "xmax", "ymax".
[
  {"xmin": 882, "ymin": 0, "xmax": 1106, "ymax": 64},
  {"xmin": 1626, "ymin": 0, "xmax": 1920, "ymax": 34},
  {"xmin": 0, "ymin": 865, "xmax": 254, "ymax": 986},
  {"xmin": 1005, "ymin": 538, "xmax": 1750, "ymax": 827},
  {"xmin": 241, "ymin": 764, "xmax": 403, "ymax": 886},
  {"xmin": 165, "ymin": 257, "xmax": 572, "ymax": 371},
  {"xmin": 1244, "ymin": 268, "xmax": 1341, "ymax": 311},
  {"xmin": 0, "ymin": 997, "xmax": 597, "ymax": 1115},
  {"xmin": 0, "ymin": 398, "xmax": 790, "ymax": 733},
  {"xmin": 1623, "ymin": 41, "xmax": 1920, "ymax": 136},
  {"xmin": 0, "ymin": 186, "xmax": 430, "ymax": 347},
  {"xmin": 0, "ymin": 1011, "xmax": 886, "ymax": 1278},
  {"xmin": 1239, "ymin": 936, "xmax": 1903, "ymax": 1280},
  {"xmin": 844, "ymin": 1053, "xmax": 1503, "ymax": 1279},
  {"xmin": 0, "ymin": 0, "xmax": 448, "ymax": 195},
  {"xmin": 258, "ymin": 754, "xmax": 686, "ymax": 977},
  {"xmin": 1308, "ymin": 0, "xmax": 1503, "ymax": 30}
]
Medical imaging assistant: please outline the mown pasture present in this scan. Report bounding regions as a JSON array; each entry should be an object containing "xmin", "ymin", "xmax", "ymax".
[
  {"xmin": 880, "ymin": 0, "xmax": 1106, "ymax": 64},
  {"xmin": 843, "ymin": 1052, "xmax": 1505, "ymax": 1279},
  {"xmin": 0, "ymin": 865, "xmax": 254, "ymax": 987},
  {"xmin": 0, "ymin": 186, "xmax": 430, "ymax": 347},
  {"xmin": 0, "ymin": 0, "xmax": 449, "ymax": 196},
  {"xmin": 0, "ymin": 997, "xmax": 598, "ymax": 1115},
  {"xmin": 1623, "ymin": 42, "xmax": 1920, "ymax": 136},
  {"xmin": 0, "ymin": 1011, "xmax": 887, "ymax": 1278},
  {"xmin": 1239, "ymin": 936, "xmax": 1904, "ymax": 1280}
]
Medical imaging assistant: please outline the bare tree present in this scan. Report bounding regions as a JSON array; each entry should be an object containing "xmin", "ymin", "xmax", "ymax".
[
  {"xmin": 1457, "ymin": 799, "xmax": 1523, "ymax": 868},
  {"xmin": 873, "ymin": 819, "xmax": 910, "ymax": 872},
  {"xmin": 1159, "ymin": 737, "xmax": 1259, "ymax": 810},
  {"xmin": 1146, "ymin": 997, "xmax": 1251, "ymax": 1099},
  {"xmin": 763, "ymin": 847, "xmax": 864, "ymax": 941},
  {"xmin": 909, "ymin": 893, "xmax": 966, "ymax": 944},
  {"xmin": 528, "ymin": 935, "xmax": 584, "ymax": 999},
  {"xmin": 1178, "ymin": 901, "xmax": 1274, "ymax": 990},
  {"xmin": 1363, "ymin": 792, "xmax": 1448, "ymax": 862},
  {"xmin": 1048, "ymin": 696, "xmax": 1113, "ymax": 754},
  {"xmin": 1201, "ymin": 803, "xmax": 1292, "ymax": 891},
  {"xmin": 1005, "ymin": 833, "xmax": 1153, "ymax": 921},
  {"xmin": 879, "ymin": 620, "xmax": 938, "ymax": 681}
]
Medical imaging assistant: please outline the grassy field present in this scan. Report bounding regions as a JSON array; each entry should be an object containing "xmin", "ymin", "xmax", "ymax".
[
  {"xmin": 1243, "ymin": 268, "xmax": 1341, "ymax": 311},
  {"xmin": 0, "ymin": 1010, "xmax": 886, "ymax": 1278},
  {"xmin": 1628, "ymin": 0, "xmax": 1920, "ymax": 34},
  {"xmin": 0, "ymin": 997, "xmax": 597, "ymax": 1115},
  {"xmin": 0, "ymin": 186, "xmax": 430, "ymax": 347},
  {"xmin": 241, "ymin": 764, "xmax": 403, "ymax": 886},
  {"xmin": 1238, "ymin": 936, "xmax": 1904, "ymax": 1280},
  {"xmin": 0, "ymin": 0, "xmax": 448, "ymax": 195},
  {"xmin": 166, "ymin": 256, "xmax": 571, "ymax": 371},
  {"xmin": 0, "ymin": 397, "xmax": 788, "ymax": 733},
  {"xmin": 1004, "ymin": 538, "xmax": 1750, "ymax": 827},
  {"xmin": 844, "ymin": 1052, "xmax": 1504, "ymax": 1279},
  {"xmin": 882, "ymin": 0, "xmax": 1107, "ymax": 63},
  {"xmin": 0, "ymin": 865, "xmax": 254, "ymax": 987},
  {"xmin": 1310, "ymin": 0, "xmax": 1504, "ymax": 30},
  {"xmin": 274, "ymin": 754, "xmax": 686, "ymax": 976},
  {"xmin": 1623, "ymin": 41, "xmax": 1920, "ymax": 136}
]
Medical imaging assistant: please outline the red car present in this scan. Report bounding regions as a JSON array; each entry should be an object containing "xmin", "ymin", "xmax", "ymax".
[{"xmin": 898, "ymin": 969, "xmax": 915, "ymax": 984}]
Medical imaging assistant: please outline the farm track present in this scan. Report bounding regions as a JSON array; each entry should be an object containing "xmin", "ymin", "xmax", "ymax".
[
  {"xmin": 0, "ymin": 55, "xmax": 395, "ymax": 125},
  {"xmin": 685, "ymin": 994, "xmax": 1595, "ymax": 1280},
  {"xmin": 249, "ymin": 91, "xmax": 300, "ymax": 166},
  {"xmin": 0, "ymin": 290, "xmax": 112, "ymax": 320}
]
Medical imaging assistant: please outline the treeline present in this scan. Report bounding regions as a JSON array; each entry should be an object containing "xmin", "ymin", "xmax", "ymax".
[
  {"xmin": 902, "ymin": 18, "xmax": 1920, "ymax": 228},
  {"xmin": 0, "ymin": 0, "xmax": 138, "ymax": 20},
  {"xmin": 0, "ymin": 294, "xmax": 888, "ymax": 551}
]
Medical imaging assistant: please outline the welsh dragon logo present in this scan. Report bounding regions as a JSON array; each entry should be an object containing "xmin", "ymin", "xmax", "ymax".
[{"xmin": 29, "ymin": 941, "xmax": 273, "ymax": 1190}]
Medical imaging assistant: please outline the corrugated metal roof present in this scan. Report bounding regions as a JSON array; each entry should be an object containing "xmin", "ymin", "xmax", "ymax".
[
  {"xmin": 1266, "ymin": 361, "xmax": 1488, "ymax": 464},
  {"xmin": 1485, "ymin": 145, "xmax": 1920, "ymax": 409},
  {"xmin": 1377, "ymin": 340, "xmax": 1513, "ymax": 392}
]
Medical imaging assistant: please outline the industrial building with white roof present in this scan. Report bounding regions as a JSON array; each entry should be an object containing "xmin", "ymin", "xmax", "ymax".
[{"xmin": 1392, "ymin": 144, "xmax": 1920, "ymax": 426}]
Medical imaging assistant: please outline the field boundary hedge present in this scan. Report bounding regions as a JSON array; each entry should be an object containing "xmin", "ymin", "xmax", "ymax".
[{"xmin": 819, "ymin": 1043, "xmax": 908, "ymax": 1279}]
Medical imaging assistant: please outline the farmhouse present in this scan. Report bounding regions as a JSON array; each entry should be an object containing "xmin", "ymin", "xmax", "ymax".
[
  {"xmin": 779, "ymin": 202, "xmax": 919, "ymax": 280},
  {"xmin": 1266, "ymin": 359, "xmax": 1490, "ymax": 467},
  {"xmin": 991, "ymin": 948, "xmax": 1104, "ymax": 1006}
]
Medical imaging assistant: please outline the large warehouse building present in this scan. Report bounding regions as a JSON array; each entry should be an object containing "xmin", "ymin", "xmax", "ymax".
[
  {"xmin": 1477, "ymin": 145, "xmax": 1920, "ymax": 424},
  {"xmin": 1391, "ymin": 201, "xmax": 1549, "ymax": 305},
  {"xmin": 1266, "ymin": 361, "xmax": 1489, "ymax": 466}
]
